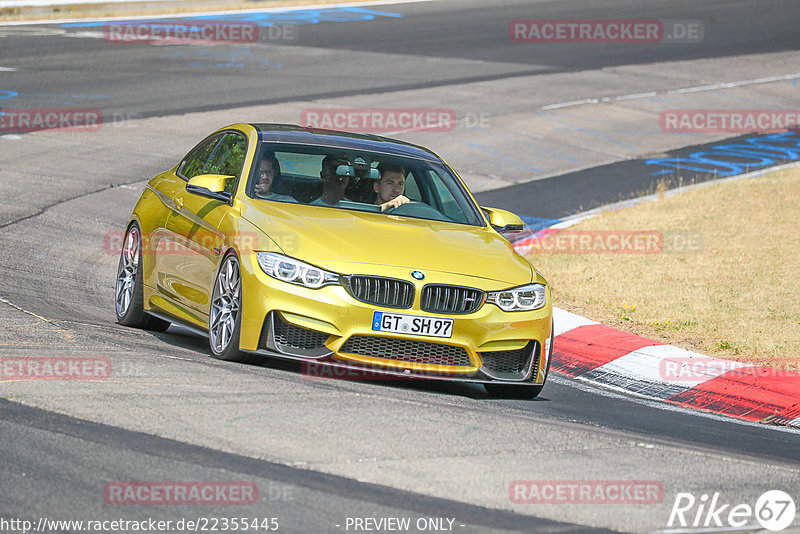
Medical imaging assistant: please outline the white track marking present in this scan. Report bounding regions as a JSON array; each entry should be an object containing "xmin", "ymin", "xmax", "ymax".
[
  {"xmin": 593, "ymin": 344, "xmax": 754, "ymax": 389},
  {"xmin": 542, "ymin": 72, "xmax": 800, "ymax": 110},
  {"xmin": 553, "ymin": 307, "xmax": 598, "ymax": 337}
]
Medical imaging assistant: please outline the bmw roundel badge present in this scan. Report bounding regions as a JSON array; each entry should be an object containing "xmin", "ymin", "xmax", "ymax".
[{"xmin": 411, "ymin": 270, "xmax": 425, "ymax": 281}]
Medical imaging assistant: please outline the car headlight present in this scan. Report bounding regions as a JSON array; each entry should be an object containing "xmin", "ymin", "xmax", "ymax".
[
  {"xmin": 256, "ymin": 252, "xmax": 340, "ymax": 289},
  {"xmin": 486, "ymin": 283, "xmax": 547, "ymax": 311}
]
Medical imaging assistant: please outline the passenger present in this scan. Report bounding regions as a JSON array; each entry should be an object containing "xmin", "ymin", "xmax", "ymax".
[
  {"xmin": 311, "ymin": 155, "xmax": 351, "ymax": 207},
  {"xmin": 374, "ymin": 162, "xmax": 411, "ymax": 211},
  {"xmin": 254, "ymin": 151, "xmax": 294, "ymax": 202}
]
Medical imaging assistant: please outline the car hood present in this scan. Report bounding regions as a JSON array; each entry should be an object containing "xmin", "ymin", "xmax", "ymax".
[{"xmin": 241, "ymin": 201, "xmax": 533, "ymax": 286}]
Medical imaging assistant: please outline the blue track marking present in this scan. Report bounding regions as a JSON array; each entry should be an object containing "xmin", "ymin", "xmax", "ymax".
[
  {"xmin": 506, "ymin": 216, "xmax": 563, "ymax": 246},
  {"xmin": 475, "ymin": 130, "xmax": 800, "ymax": 221},
  {"xmin": 0, "ymin": 90, "xmax": 109, "ymax": 106},
  {"xmin": 61, "ymin": 7, "xmax": 404, "ymax": 28},
  {"xmin": 646, "ymin": 131, "xmax": 800, "ymax": 177},
  {"xmin": 520, "ymin": 216, "xmax": 562, "ymax": 232}
]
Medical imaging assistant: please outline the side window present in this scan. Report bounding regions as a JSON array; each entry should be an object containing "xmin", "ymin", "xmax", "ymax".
[
  {"xmin": 268, "ymin": 152, "xmax": 326, "ymax": 203},
  {"xmin": 404, "ymin": 171, "xmax": 422, "ymax": 201},
  {"xmin": 179, "ymin": 134, "xmax": 223, "ymax": 181},
  {"xmin": 204, "ymin": 133, "xmax": 247, "ymax": 178},
  {"xmin": 427, "ymin": 169, "xmax": 466, "ymax": 223},
  {"xmin": 203, "ymin": 133, "xmax": 248, "ymax": 194}
]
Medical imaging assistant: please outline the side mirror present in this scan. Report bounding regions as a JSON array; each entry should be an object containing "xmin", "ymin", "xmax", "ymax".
[
  {"xmin": 482, "ymin": 206, "xmax": 525, "ymax": 234},
  {"xmin": 186, "ymin": 174, "xmax": 234, "ymax": 201}
]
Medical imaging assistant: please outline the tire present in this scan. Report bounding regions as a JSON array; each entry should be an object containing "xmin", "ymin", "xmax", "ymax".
[
  {"xmin": 208, "ymin": 253, "xmax": 248, "ymax": 362},
  {"xmin": 484, "ymin": 324, "xmax": 554, "ymax": 399},
  {"xmin": 115, "ymin": 223, "xmax": 170, "ymax": 332}
]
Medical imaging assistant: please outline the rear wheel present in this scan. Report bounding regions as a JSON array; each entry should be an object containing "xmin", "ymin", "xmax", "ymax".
[
  {"xmin": 209, "ymin": 253, "xmax": 248, "ymax": 362},
  {"xmin": 115, "ymin": 223, "xmax": 170, "ymax": 332}
]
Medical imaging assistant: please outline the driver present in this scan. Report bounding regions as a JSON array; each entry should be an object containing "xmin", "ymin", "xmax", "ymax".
[{"xmin": 374, "ymin": 162, "xmax": 411, "ymax": 212}]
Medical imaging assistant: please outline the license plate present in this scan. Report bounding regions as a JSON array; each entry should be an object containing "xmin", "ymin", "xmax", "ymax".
[{"xmin": 372, "ymin": 311, "xmax": 453, "ymax": 338}]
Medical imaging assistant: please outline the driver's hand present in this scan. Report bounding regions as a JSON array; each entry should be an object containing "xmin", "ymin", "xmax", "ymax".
[{"xmin": 380, "ymin": 195, "xmax": 411, "ymax": 212}]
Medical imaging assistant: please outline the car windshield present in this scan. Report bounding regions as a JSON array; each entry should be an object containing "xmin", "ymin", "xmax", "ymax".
[{"xmin": 247, "ymin": 144, "xmax": 484, "ymax": 226}]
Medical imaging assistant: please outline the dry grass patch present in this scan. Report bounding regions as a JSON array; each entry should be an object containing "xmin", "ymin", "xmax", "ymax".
[{"xmin": 528, "ymin": 165, "xmax": 800, "ymax": 370}]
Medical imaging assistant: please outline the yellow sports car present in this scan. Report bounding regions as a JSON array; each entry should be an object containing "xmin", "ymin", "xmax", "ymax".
[{"xmin": 115, "ymin": 123, "xmax": 553, "ymax": 397}]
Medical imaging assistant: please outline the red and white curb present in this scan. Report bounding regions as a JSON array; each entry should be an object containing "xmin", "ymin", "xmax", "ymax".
[{"xmin": 551, "ymin": 308, "xmax": 800, "ymax": 427}]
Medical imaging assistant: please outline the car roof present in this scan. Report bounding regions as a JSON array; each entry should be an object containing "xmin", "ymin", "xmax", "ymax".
[{"xmin": 251, "ymin": 123, "xmax": 442, "ymax": 163}]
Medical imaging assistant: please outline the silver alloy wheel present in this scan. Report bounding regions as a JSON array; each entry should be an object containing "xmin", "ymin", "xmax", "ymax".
[
  {"xmin": 115, "ymin": 226, "xmax": 139, "ymax": 318},
  {"xmin": 210, "ymin": 255, "xmax": 241, "ymax": 353}
]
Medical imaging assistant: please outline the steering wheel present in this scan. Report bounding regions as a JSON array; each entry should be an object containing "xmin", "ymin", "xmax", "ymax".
[{"xmin": 385, "ymin": 201, "xmax": 448, "ymax": 221}]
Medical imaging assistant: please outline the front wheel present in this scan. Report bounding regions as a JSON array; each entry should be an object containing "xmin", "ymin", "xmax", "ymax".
[
  {"xmin": 209, "ymin": 253, "xmax": 248, "ymax": 362},
  {"xmin": 115, "ymin": 223, "xmax": 170, "ymax": 332}
]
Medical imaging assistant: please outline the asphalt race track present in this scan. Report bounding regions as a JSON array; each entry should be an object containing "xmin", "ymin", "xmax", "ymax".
[{"xmin": 1, "ymin": 1, "xmax": 799, "ymax": 532}]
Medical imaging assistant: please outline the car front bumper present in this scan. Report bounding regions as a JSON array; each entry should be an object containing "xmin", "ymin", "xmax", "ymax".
[{"xmin": 238, "ymin": 254, "xmax": 553, "ymax": 385}]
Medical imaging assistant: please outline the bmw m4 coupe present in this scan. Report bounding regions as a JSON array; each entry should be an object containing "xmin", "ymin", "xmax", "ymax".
[{"xmin": 115, "ymin": 124, "xmax": 553, "ymax": 397}]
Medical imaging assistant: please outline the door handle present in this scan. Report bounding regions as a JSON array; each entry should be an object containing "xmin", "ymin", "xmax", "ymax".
[{"xmin": 174, "ymin": 196, "xmax": 184, "ymax": 210}]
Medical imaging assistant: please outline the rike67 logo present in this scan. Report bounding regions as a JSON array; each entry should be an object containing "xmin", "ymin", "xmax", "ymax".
[{"xmin": 668, "ymin": 490, "xmax": 796, "ymax": 531}]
